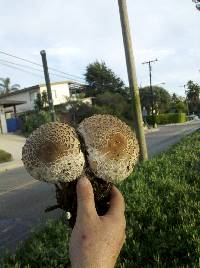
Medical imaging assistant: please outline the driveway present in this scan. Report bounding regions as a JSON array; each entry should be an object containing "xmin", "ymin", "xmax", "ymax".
[{"xmin": 0, "ymin": 134, "xmax": 25, "ymax": 171}]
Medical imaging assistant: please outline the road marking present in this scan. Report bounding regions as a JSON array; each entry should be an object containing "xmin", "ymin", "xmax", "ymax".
[{"xmin": 0, "ymin": 180, "xmax": 38, "ymax": 197}]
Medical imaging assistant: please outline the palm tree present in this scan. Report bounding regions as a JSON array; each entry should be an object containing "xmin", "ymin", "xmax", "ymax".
[
  {"xmin": 186, "ymin": 80, "xmax": 200, "ymax": 102},
  {"xmin": 186, "ymin": 80, "xmax": 200, "ymax": 114},
  {"xmin": 0, "ymin": 77, "xmax": 21, "ymax": 94},
  {"xmin": 192, "ymin": 0, "xmax": 200, "ymax": 11}
]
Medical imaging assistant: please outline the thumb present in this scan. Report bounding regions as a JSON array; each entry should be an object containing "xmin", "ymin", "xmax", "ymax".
[{"xmin": 76, "ymin": 177, "xmax": 97, "ymax": 223}]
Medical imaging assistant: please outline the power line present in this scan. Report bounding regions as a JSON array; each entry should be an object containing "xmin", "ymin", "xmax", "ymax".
[
  {"xmin": 0, "ymin": 58, "xmax": 79, "ymax": 81},
  {"xmin": 0, "ymin": 62, "xmax": 44, "ymax": 78},
  {"xmin": 0, "ymin": 58, "xmax": 44, "ymax": 73},
  {"xmin": 0, "ymin": 49, "xmax": 85, "ymax": 81}
]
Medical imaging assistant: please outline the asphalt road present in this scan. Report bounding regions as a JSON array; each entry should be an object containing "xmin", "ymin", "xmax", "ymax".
[
  {"xmin": 0, "ymin": 120, "xmax": 200, "ymax": 256},
  {"xmin": 146, "ymin": 120, "xmax": 200, "ymax": 157}
]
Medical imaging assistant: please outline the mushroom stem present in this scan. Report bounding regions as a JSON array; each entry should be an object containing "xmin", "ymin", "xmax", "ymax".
[
  {"xmin": 51, "ymin": 177, "xmax": 112, "ymax": 228},
  {"xmin": 45, "ymin": 205, "xmax": 61, "ymax": 212}
]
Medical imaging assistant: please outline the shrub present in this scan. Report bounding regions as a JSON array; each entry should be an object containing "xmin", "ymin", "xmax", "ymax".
[
  {"xmin": 0, "ymin": 149, "xmax": 12, "ymax": 163},
  {"xmin": 146, "ymin": 113, "xmax": 186, "ymax": 125},
  {"xmin": 20, "ymin": 111, "xmax": 52, "ymax": 136},
  {"xmin": 1, "ymin": 131, "xmax": 200, "ymax": 267}
]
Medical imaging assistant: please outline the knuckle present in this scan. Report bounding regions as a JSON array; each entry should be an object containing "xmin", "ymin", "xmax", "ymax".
[{"xmin": 119, "ymin": 216, "xmax": 126, "ymax": 230}]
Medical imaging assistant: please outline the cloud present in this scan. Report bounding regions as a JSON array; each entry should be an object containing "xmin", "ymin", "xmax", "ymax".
[
  {"xmin": 46, "ymin": 46, "xmax": 83, "ymax": 57},
  {"xmin": 135, "ymin": 48, "xmax": 176, "ymax": 62},
  {"xmin": 0, "ymin": 0, "xmax": 199, "ymax": 95}
]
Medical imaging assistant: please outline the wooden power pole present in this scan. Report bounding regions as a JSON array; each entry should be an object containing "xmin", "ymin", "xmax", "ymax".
[
  {"xmin": 40, "ymin": 50, "xmax": 56, "ymax": 122},
  {"xmin": 118, "ymin": 0, "xmax": 148, "ymax": 161},
  {"xmin": 142, "ymin": 59, "xmax": 158, "ymax": 117}
]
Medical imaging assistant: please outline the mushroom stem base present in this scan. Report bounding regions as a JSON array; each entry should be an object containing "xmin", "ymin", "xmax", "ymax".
[{"xmin": 46, "ymin": 178, "xmax": 112, "ymax": 228}]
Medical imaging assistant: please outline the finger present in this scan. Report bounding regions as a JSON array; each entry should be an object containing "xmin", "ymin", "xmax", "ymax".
[
  {"xmin": 76, "ymin": 176, "xmax": 97, "ymax": 223},
  {"xmin": 105, "ymin": 186, "xmax": 125, "ymax": 220}
]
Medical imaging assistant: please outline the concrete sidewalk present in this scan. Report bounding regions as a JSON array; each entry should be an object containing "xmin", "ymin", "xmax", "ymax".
[{"xmin": 0, "ymin": 134, "xmax": 25, "ymax": 173}]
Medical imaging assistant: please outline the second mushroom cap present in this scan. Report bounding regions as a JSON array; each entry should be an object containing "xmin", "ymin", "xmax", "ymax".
[{"xmin": 77, "ymin": 114, "xmax": 139, "ymax": 182}]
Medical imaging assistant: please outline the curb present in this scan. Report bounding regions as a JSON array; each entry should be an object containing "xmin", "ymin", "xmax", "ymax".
[
  {"xmin": 161, "ymin": 119, "xmax": 199, "ymax": 127},
  {"xmin": 0, "ymin": 161, "xmax": 24, "ymax": 173},
  {"xmin": 145, "ymin": 128, "xmax": 160, "ymax": 133}
]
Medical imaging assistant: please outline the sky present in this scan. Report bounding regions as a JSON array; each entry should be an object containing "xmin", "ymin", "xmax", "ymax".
[{"xmin": 0, "ymin": 0, "xmax": 200, "ymax": 96}]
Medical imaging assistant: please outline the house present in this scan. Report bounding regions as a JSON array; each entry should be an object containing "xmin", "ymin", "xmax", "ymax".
[{"xmin": 0, "ymin": 80, "xmax": 86, "ymax": 134}]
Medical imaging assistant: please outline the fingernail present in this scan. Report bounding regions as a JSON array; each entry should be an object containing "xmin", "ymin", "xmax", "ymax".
[{"xmin": 78, "ymin": 176, "xmax": 90, "ymax": 186}]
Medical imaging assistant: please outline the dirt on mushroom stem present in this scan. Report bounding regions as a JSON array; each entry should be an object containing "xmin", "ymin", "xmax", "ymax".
[{"xmin": 53, "ymin": 175, "xmax": 112, "ymax": 228}]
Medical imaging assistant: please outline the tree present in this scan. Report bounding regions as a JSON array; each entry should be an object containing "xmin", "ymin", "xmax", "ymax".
[
  {"xmin": 85, "ymin": 61, "xmax": 126, "ymax": 97},
  {"xmin": 93, "ymin": 91, "xmax": 129, "ymax": 120},
  {"xmin": 61, "ymin": 91, "xmax": 131, "ymax": 127},
  {"xmin": 192, "ymin": 0, "xmax": 200, "ymax": 11},
  {"xmin": 34, "ymin": 93, "xmax": 44, "ymax": 111},
  {"xmin": 41, "ymin": 91, "xmax": 48, "ymax": 107},
  {"xmin": 171, "ymin": 93, "xmax": 185, "ymax": 104},
  {"xmin": 0, "ymin": 77, "xmax": 20, "ymax": 94},
  {"xmin": 64, "ymin": 98, "xmax": 97, "ymax": 127},
  {"xmin": 170, "ymin": 93, "xmax": 188, "ymax": 113},
  {"xmin": 186, "ymin": 80, "xmax": 200, "ymax": 114},
  {"xmin": 34, "ymin": 91, "xmax": 50, "ymax": 111},
  {"xmin": 139, "ymin": 86, "xmax": 171, "ymax": 115}
]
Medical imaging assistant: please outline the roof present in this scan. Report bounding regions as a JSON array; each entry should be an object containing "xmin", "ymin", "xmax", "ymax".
[
  {"xmin": 0, "ymin": 100, "xmax": 26, "ymax": 107},
  {"xmin": 0, "ymin": 80, "xmax": 85, "ymax": 99},
  {"xmin": 0, "ymin": 85, "xmax": 39, "ymax": 99},
  {"xmin": 40, "ymin": 80, "xmax": 84, "ymax": 87}
]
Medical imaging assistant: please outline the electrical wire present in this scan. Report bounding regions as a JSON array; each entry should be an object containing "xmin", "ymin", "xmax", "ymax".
[
  {"xmin": 0, "ymin": 62, "xmax": 44, "ymax": 78},
  {"xmin": 0, "ymin": 58, "xmax": 80, "ymax": 81},
  {"xmin": 0, "ymin": 49, "xmax": 85, "ymax": 81}
]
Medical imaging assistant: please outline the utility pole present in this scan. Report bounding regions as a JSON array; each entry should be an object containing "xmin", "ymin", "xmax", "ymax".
[
  {"xmin": 142, "ymin": 59, "xmax": 158, "ymax": 116},
  {"xmin": 40, "ymin": 50, "xmax": 56, "ymax": 122},
  {"xmin": 118, "ymin": 0, "xmax": 148, "ymax": 161}
]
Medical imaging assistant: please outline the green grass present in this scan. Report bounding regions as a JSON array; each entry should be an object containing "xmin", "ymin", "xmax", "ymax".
[
  {"xmin": 1, "ymin": 131, "xmax": 200, "ymax": 267},
  {"xmin": 0, "ymin": 149, "xmax": 12, "ymax": 163}
]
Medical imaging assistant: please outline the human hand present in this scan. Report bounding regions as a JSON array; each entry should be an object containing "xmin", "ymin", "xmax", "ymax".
[{"xmin": 69, "ymin": 176, "xmax": 126, "ymax": 268}]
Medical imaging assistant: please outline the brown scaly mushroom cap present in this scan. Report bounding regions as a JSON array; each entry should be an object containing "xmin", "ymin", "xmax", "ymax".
[
  {"xmin": 77, "ymin": 114, "xmax": 139, "ymax": 183},
  {"xmin": 22, "ymin": 122, "xmax": 85, "ymax": 183}
]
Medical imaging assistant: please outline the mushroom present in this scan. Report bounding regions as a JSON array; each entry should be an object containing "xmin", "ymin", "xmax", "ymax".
[
  {"xmin": 22, "ymin": 122, "xmax": 85, "ymax": 183},
  {"xmin": 22, "ymin": 115, "xmax": 139, "ymax": 227},
  {"xmin": 77, "ymin": 114, "xmax": 139, "ymax": 183}
]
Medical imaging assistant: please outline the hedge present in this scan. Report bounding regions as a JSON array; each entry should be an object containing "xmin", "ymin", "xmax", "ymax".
[
  {"xmin": 146, "ymin": 112, "xmax": 186, "ymax": 125},
  {"xmin": 1, "ymin": 131, "xmax": 200, "ymax": 267}
]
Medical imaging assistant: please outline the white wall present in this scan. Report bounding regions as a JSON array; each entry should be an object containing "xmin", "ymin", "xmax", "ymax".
[
  {"xmin": 0, "ymin": 105, "xmax": 7, "ymax": 134},
  {"xmin": 40, "ymin": 83, "xmax": 70, "ymax": 106},
  {"xmin": 3, "ymin": 89, "xmax": 39, "ymax": 113},
  {"xmin": 1, "ymin": 82, "xmax": 71, "ymax": 115},
  {"xmin": 81, "ymin": 97, "xmax": 92, "ymax": 105}
]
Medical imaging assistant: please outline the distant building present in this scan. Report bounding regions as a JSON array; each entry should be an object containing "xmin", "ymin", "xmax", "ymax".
[{"xmin": 0, "ymin": 80, "xmax": 86, "ymax": 134}]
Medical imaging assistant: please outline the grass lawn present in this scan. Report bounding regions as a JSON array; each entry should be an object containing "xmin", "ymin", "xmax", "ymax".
[
  {"xmin": 1, "ymin": 130, "xmax": 200, "ymax": 267},
  {"xmin": 0, "ymin": 149, "xmax": 12, "ymax": 163}
]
